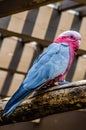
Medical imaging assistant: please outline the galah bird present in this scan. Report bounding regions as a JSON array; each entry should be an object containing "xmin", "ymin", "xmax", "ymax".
[{"xmin": 3, "ymin": 30, "xmax": 81, "ymax": 116}]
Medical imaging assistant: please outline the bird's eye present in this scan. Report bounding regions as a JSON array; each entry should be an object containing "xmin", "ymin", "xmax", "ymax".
[{"xmin": 69, "ymin": 35, "xmax": 74, "ymax": 39}]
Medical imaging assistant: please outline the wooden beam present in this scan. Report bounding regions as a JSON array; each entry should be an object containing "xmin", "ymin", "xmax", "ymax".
[
  {"xmin": 0, "ymin": 0, "xmax": 61, "ymax": 18},
  {"xmin": 0, "ymin": 0, "xmax": 85, "ymax": 18},
  {"xmin": 0, "ymin": 28, "xmax": 85, "ymax": 55},
  {"xmin": 0, "ymin": 28, "xmax": 50, "ymax": 46},
  {"xmin": 75, "ymin": 6, "xmax": 86, "ymax": 17},
  {"xmin": 58, "ymin": 0, "xmax": 83, "ymax": 11},
  {"xmin": 73, "ymin": 0, "xmax": 86, "ymax": 4},
  {"xmin": 79, "ymin": 17, "xmax": 86, "ymax": 50},
  {"xmin": 0, "ymin": 80, "xmax": 86, "ymax": 126},
  {"xmin": 71, "ymin": 56, "xmax": 86, "ymax": 81}
]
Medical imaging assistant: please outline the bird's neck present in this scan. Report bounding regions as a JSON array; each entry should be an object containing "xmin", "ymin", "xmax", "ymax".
[
  {"xmin": 54, "ymin": 37, "xmax": 79, "ymax": 55},
  {"xmin": 54, "ymin": 37, "xmax": 79, "ymax": 72}
]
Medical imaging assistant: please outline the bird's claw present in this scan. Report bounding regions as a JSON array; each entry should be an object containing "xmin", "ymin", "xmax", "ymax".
[{"xmin": 58, "ymin": 80, "xmax": 70, "ymax": 85}]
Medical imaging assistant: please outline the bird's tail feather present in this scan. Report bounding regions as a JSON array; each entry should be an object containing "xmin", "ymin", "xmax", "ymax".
[{"xmin": 3, "ymin": 85, "xmax": 32, "ymax": 116}]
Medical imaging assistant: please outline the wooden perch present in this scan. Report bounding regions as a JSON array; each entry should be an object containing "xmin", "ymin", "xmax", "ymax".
[{"xmin": 0, "ymin": 80, "xmax": 86, "ymax": 126}]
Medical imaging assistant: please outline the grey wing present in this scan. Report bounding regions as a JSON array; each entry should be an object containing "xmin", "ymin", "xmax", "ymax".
[
  {"xmin": 44, "ymin": 42, "xmax": 70, "ymax": 79},
  {"xmin": 22, "ymin": 43, "xmax": 60, "ymax": 89},
  {"xmin": 33, "ymin": 43, "xmax": 59, "ymax": 65}
]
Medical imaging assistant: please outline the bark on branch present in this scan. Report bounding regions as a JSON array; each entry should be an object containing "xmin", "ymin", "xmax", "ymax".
[{"xmin": 0, "ymin": 80, "xmax": 86, "ymax": 126}]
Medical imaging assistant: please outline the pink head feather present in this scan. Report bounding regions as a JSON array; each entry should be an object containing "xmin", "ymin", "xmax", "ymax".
[{"xmin": 54, "ymin": 30, "xmax": 81, "ymax": 54}]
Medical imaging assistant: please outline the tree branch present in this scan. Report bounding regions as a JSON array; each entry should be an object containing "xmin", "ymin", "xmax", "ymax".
[{"xmin": 0, "ymin": 80, "xmax": 86, "ymax": 126}]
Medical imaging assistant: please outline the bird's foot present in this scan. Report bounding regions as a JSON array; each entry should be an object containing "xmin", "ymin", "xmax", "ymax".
[{"xmin": 58, "ymin": 80, "xmax": 70, "ymax": 85}]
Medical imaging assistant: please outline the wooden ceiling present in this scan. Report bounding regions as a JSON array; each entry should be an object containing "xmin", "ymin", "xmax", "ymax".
[
  {"xmin": 0, "ymin": 0, "xmax": 85, "ymax": 18},
  {"xmin": 0, "ymin": 0, "xmax": 85, "ymax": 50}
]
